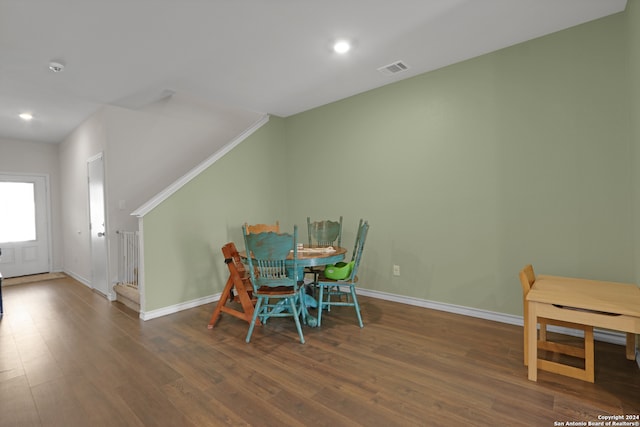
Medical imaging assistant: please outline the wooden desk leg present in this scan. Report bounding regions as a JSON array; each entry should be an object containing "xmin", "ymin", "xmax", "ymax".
[
  {"xmin": 626, "ymin": 333, "xmax": 636, "ymax": 360},
  {"xmin": 585, "ymin": 327, "xmax": 595, "ymax": 383},
  {"xmin": 527, "ymin": 301, "xmax": 538, "ymax": 381},
  {"xmin": 208, "ymin": 276, "xmax": 235, "ymax": 329},
  {"xmin": 523, "ymin": 297, "xmax": 529, "ymax": 366}
]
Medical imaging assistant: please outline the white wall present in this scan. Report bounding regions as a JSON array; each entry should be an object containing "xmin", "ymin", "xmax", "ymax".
[
  {"xmin": 58, "ymin": 95, "xmax": 263, "ymax": 291},
  {"xmin": 103, "ymin": 93, "xmax": 264, "ymax": 235},
  {"xmin": 0, "ymin": 137, "xmax": 63, "ymax": 272},
  {"xmin": 58, "ymin": 110, "xmax": 108, "ymax": 285}
]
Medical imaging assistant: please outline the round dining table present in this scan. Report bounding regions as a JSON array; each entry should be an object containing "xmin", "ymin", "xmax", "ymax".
[{"xmin": 240, "ymin": 245, "xmax": 347, "ymax": 327}]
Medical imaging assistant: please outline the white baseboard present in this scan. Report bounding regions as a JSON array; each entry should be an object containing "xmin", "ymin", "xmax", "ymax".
[
  {"xmin": 63, "ymin": 270, "xmax": 116, "ymax": 301},
  {"xmin": 140, "ymin": 293, "xmax": 220, "ymax": 321},
  {"xmin": 138, "ymin": 286, "xmax": 639, "ymax": 368},
  {"xmin": 356, "ymin": 287, "xmax": 524, "ymax": 327},
  {"xmin": 63, "ymin": 269, "xmax": 91, "ymax": 288}
]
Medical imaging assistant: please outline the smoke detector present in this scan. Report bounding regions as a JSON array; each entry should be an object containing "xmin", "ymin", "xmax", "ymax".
[{"xmin": 48, "ymin": 61, "xmax": 65, "ymax": 73}]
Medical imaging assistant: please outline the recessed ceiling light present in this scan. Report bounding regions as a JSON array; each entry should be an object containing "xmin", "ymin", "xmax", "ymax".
[
  {"xmin": 333, "ymin": 40, "xmax": 351, "ymax": 54},
  {"xmin": 19, "ymin": 112, "xmax": 33, "ymax": 121}
]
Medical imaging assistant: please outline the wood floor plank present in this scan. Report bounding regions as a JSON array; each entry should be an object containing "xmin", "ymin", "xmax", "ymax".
[
  {"xmin": 205, "ymin": 376, "xmax": 309, "ymax": 426},
  {"xmin": 70, "ymin": 374, "xmax": 146, "ymax": 427},
  {"xmin": 0, "ymin": 375, "xmax": 41, "ymax": 427},
  {"xmin": 0, "ymin": 276, "xmax": 638, "ymax": 427},
  {"xmin": 0, "ymin": 334, "xmax": 24, "ymax": 383},
  {"xmin": 21, "ymin": 351, "xmax": 65, "ymax": 388},
  {"xmin": 115, "ymin": 373, "xmax": 196, "ymax": 427},
  {"xmin": 162, "ymin": 378, "xmax": 251, "ymax": 426},
  {"xmin": 30, "ymin": 376, "xmax": 92, "ymax": 427}
]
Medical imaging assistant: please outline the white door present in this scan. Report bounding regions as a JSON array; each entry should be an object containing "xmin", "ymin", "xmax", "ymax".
[
  {"xmin": 0, "ymin": 174, "xmax": 51, "ymax": 278},
  {"xmin": 88, "ymin": 154, "xmax": 110, "ymax": 298}
]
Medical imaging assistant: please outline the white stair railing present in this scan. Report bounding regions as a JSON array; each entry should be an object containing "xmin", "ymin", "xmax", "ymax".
[{"xmin": 117, "ymin": 231, "xmax": 139, "ymax": 288}]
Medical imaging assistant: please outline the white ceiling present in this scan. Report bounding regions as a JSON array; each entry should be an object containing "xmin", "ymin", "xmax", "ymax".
[{"xmin": 0, "ymin": 0, "xmax": 627, "ymax": 144}]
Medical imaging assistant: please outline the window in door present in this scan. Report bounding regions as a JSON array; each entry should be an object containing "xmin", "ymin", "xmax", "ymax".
[
  {"xmin": 0, "ymin": 174, "xmax": 50, "ymax": 277},
  {"xmin": 0, "ymin": 181, "xmax": 37, "ymax": 243}
]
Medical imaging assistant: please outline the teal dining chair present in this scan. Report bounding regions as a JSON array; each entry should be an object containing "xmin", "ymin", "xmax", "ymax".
[
  {"xmin": 244, "ymin": 221, "xmax": 280, "ymax": 235},
  {"xmin": 307, "ymin": 216, "xmax": 342, "ymax": 247},
  {"xmin": 243, "ymin": 225, "xmax": 306, "ymax": 344},
  {"xmin": 316, "ymin": 220, "xmax": 369, "ymax": 328},
  {"xmin": 305, "ymin": 216, "xmax": 343, "ymax": 287}
]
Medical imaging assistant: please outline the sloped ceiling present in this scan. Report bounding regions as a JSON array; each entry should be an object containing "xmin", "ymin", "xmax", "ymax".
[{"xmin": 0, "ymin": 0, "xmax": 627, "ymax": 144}]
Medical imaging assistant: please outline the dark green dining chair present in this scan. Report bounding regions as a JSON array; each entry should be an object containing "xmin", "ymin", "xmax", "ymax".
[
  {"xmin": 316, "ymin": 220, "xmax": 369, "ymax": 328},
  {"xmin": 243, "ymin": 225, "xmax": 306, "ymax": 344}
]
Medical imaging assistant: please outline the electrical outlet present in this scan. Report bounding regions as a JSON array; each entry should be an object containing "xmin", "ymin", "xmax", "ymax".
[{"xmin": 393, "ymin": 264, "xmax": 400, "ymax": 276}]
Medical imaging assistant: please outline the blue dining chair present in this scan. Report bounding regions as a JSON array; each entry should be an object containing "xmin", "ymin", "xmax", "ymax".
[
  {"xmin": 316, "ymin": 220, "xmax": 369, "ymax": 328},
  {"xmin": 243, "ymin": 225, "xmax": 306, "ymax": 344}
]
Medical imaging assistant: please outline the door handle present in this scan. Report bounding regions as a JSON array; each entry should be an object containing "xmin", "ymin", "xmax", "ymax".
[{"xmin": 97, "ymin": 232, "xmax": 105, "ymax": 237}]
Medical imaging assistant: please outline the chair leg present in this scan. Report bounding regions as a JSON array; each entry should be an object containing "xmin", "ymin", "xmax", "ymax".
[
  {"xmin": 208, "ymin": 276, "xmax": 235, "ymax": 329},
  {"xmin": 298, "ymin": 288, "xmax": 307, "ymax": 325},
  {"xmin": 246, "ymin": 297, "xmax": 263, "ymax": 343},
  {"xmin": 289, "ymin": 297, "xmax": 305, "ymax": 344},
  {"xmin": 349, "ymin": 285, "xmax": 364, "ymax": 328},
  {"xmin": 261, "ymin": 297, "xmax": 270, "ymax": 324},
  {"xmin": 317, "ymin": 285, "xmax": 325, "ymax": 327}
]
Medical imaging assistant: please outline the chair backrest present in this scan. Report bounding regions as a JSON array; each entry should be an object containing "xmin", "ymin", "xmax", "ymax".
[
  {"xmin": 242, "ymin": 225, "xmax": 298, "ymax": 288},
  {"xmin": 519, "ymin": 264, "xmax": 535, "ymax": 296},
  {"xmin": 350, "ymin": 219, "xmax": 366, "ymax": 262},
  {"xmin": 348, "ymin": 220, "xmax": 369, "ymax": 281},
  {"xmin": 307, "ymin": 216, "xmax": 343, "ymax": 247},
  {"xmin": 244, "ymin": 221, "xmax": 280, "ymax": 235},
  {"xmin": 221, "ymin": 242, "xmax": 247, "ymax": 279}
]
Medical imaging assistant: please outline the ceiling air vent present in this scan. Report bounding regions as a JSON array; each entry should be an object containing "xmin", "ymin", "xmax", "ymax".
[{"xmin": 377, "ymin": 61, "xmax": 410, "ymax": 76}]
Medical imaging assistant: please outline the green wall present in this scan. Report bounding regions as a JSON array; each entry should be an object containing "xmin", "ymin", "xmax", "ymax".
[
  {"xmin": 286, "ymin": 11, "xmax": 632, "ymax": 315},
  {"xmin": 630, "ymin": 2, "xmax": 640, "ymax": 285},
  {"xmin": 141, "ymin": 7, "xmax": 637, "ymax": 317},
  {"xmin": 142, "ymin": 117, "xmax": 288, "ymax": 311}
]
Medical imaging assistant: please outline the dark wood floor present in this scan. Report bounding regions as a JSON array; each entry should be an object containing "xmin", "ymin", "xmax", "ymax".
[{"xmin": 0, "ymin": 276, "xmax": 638, "ymax": 427}]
